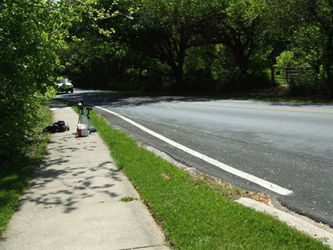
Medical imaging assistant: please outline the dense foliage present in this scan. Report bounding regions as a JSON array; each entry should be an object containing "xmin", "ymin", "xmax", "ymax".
[
  {"xmin": 61, "ymin": 0, "xmax": 333, "ymax": 96},
  {"xmin": 267, "ymin": 0, "xmax": 333, "ymax": 95},
  {"xmin": 62, "ymin": 0, "xmax": 333, "ymax": 96},
  {"xmin": 0, "ymin": 0, "xmax": 75, "ymax": 162},
  {"xmin": 63, "ymin": 0, "xmax": 275, "ymax": 92}
]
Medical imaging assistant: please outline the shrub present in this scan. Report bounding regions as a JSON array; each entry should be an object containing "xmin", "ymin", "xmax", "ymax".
[
  {"xmin": 289, "ymin": 74, "xmax": 325, "ymax": 96},
  {"xmin": 276, "ymin": 51, "xmax": 296, "ymax": 70}
]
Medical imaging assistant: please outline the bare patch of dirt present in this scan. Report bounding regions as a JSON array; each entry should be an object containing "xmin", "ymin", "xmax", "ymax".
[{"xmin": 183, "ymin": 167, "xmax": 272, "ymax": 206}]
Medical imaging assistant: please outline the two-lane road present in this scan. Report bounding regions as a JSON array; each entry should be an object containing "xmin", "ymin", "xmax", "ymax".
[{"xmin": 60, "ymin": 91, "xmax": 333, "ymax": 227}]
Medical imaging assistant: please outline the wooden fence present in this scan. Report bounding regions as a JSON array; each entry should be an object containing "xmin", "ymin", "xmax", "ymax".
[{"xmin": 271, "ymin": 67, "xmax": 310, "ymax": 85}]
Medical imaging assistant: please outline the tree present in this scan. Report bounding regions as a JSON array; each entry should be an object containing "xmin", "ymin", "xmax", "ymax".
[
  {"xmin": 198, "ymin": 0, "xmax": 272, "ymax": 89},
  {"xmin": 96, "ymin": 0, "xmax": 213, "ymax": 91},
  {"xmin": 60, "ymin": 1, "xmax": 154, "ymax": 91},
  {"xmin": 0, "ymin": 0, "xmax": 84, "ymax": 161},
  {"xmin": 303, "ymin": 0, "xmax": 333, "ymax": 84},
  {"xmin": 268, "ymin": 0, "xmax": 333, "ymax": 91}
]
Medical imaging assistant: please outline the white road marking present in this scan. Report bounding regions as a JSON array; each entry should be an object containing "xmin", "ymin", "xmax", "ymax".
[{"xmin": 96, "ymin": 106, "xmax": 293, "ymax": 196}]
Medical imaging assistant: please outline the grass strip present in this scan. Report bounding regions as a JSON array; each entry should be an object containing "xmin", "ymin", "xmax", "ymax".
[
  {"xmin": 88, "ymin": 110, "xmax": 330, "ymax": 249},
  {"xmin": 0, "ymin": 105, "xmax": 51, "ymax": 236}
]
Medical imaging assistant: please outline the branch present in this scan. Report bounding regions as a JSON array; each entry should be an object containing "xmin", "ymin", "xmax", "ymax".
[
  {"xmin": 308, "ymin": 5, "xmax": 329, "ymax": 32},
  {"xmin": 132, "ymin": 66, "xmax": 164, "ymax": 75}
]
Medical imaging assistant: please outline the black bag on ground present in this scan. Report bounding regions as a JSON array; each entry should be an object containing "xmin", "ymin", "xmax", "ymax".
[{"xmin": 42, "ymin": 120, "xmax": 69, "ymax": 133}]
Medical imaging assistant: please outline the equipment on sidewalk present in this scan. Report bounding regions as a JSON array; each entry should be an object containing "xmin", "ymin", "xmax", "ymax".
[
  {"xmin": 43, "ymin": 120, "xmax": 70, "ymax": 133},
  {"xmin": 76, "ymin": 101, "xmax": 97, "ymax": 137},
  {"xmin": 76, "ymin": 124, "xmax": 89, "ymax": 137}
]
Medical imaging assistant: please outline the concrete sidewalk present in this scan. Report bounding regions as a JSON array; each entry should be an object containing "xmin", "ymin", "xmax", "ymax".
[{"xmin": 1, "ymin": 100, "xmax": 168, "ymax": 250}]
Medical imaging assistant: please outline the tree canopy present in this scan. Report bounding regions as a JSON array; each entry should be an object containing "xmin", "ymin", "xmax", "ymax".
[
  {"xmin": 0, "ymin": 0, "xmax": 85, "ymax": 161},
  {"xmin": 55, "ymin": 0, "xmax": 333, "ymax": 95}
]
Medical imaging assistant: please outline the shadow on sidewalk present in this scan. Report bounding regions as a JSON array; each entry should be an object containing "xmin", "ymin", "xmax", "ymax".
[
  {"xmin": 16, "ymin": 124, "xmax": 123, "ymax": 214},
  {"xmin": 16, "ymin": 160, "xmax": 121, "ymax": 214}
]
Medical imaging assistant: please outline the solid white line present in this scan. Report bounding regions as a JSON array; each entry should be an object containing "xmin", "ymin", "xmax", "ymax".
[{"xmin": 95, "ymin": 106, "xmax": 293, "ymax": 196}]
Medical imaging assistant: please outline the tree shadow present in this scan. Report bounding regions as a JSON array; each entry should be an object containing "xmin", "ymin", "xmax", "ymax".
[
  {"xmin": 50, "ymin": 99, "xmax": 72, "ymax": 109},
  {"xmin": 267, "ymin": 101, "xmax": 333, "ymax": 107},
  {"xmin": 58, "ymin": 91, "xmax": 333, "ymax": 110},
  {"xmin": 16, "ymin": 130, "xmax": 123, "ymax": 214},
  {"xmin": 16, "ymin": 158, "xmax": 121, "ymax": 214},
  {"xmin": 58, "ymin": 91, "xmax": 211, "ymax": 109}
]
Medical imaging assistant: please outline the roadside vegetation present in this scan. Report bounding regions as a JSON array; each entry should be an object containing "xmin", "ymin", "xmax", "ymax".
[
  {"xmin": 0, "ymin": 105, "xmax": 51, "ymax": 236},
  {"xmin": 88, "ymin": 109, "xmax": 330, "ymax": 249}
]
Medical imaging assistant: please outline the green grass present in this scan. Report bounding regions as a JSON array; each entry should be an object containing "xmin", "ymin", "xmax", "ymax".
[
  {"xmin": 0, "ymin": 104, "xmax": 51, "ymax": 236},
  {"xmin": 89, "ymin": 110, "xmax": 330, "ymax": 249},
  {"xmin": 120, "ymin": 196, "xmax": 137, "ymax": 202}
]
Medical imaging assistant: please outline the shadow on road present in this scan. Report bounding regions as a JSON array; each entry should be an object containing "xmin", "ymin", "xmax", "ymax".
[
  {"xmin": 57, "ymin": 91, "xmax": 213, "ymax": 108},
  {"xmin": 58, "ymin": 90, "xmax": 333, "ymax": 109}
]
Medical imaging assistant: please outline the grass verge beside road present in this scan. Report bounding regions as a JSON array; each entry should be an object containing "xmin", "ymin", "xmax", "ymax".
[
  {"xmin": 0, "ymin": 105, "xmax": 51, "ymax": 236},
  {"xmin": 89, "ymin": 110, "xmax": 330, "ymax": 249}
]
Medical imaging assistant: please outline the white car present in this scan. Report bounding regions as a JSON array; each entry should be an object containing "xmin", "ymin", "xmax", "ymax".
[{"xmin": 55, "ymin": 78, "xmax": 74, "ymax": 93}]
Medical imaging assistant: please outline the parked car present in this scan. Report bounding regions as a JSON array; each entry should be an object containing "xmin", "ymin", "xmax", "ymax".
[{"xmin": 55, "ymin": 78, "xmax": 74, "ymax": 93}]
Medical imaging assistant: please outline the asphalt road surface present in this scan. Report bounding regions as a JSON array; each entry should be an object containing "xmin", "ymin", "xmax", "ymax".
[{"xmin": 58, "ymin": 90, "xmax": 333, "ymax": 227}]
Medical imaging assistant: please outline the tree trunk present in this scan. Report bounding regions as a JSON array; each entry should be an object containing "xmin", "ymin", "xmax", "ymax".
[
  {"xmin": 168, "ymin": 49, "xmax": 186, "ymax": 92},
  {"xmin": 324, "ymin": 35, "xmax": 333, "ymax": 95},
  {"xmin": 234, "ymin": 49, "xmax": 250, "ymax": 90},
  {"xmin": 324, "ymin": 35, "xmax": 333, "ymax": 78},
  {"xmin": 170, "ymin": 64, "xmax": 184, "ymax": 91}
]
